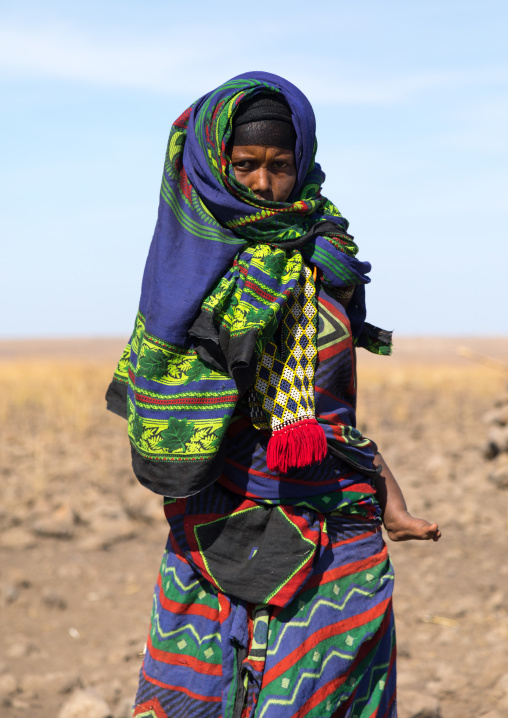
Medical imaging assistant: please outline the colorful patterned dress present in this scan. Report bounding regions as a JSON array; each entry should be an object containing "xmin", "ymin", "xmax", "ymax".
[{"xmin": 133, "ymin": 283, "xmax": 396, "ymax": 718}]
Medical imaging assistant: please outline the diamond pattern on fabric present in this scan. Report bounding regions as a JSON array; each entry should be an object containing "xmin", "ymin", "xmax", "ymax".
[{"xmin": 251, "ymin": 265, "xmax": 318, "ymax": 431}]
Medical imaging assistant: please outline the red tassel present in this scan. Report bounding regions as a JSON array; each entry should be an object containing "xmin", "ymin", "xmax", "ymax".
[{"xmin": 266, "ymin": 418, "xmax": 328, "ymax": 474}]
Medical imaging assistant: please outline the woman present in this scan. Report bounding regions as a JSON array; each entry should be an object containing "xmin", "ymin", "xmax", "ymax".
[{"xmin": 106, "ymin": 71, "xmax": 439, "ymax": 718}]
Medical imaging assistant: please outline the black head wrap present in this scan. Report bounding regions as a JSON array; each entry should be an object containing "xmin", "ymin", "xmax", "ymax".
[{"xmin": 231, "ymin": 92, "xmax": 296, "ymax": 151}]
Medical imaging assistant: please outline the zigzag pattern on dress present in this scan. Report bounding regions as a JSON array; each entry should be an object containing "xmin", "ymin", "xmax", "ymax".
[
  {"xmin": 133, "ymin": 682, "xmax": 221, "ymax": 718},
  {"xmin": 132, "ymin": 280, "xmax": 395, "ymax": 716},
  {"xmin": 134, "ymin": 513, "xmax": 396, "ymax": 717}
]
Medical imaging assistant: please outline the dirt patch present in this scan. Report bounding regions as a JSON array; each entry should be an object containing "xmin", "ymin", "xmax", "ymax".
[{"xmin": 1, "ymin": 337, "xmax": 508, "ymax": 717}]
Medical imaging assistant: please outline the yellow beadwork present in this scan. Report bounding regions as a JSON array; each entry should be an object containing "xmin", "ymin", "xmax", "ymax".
[{"xmin": 251, "ymin": 265, "xmax": 317, "ymax": 431}]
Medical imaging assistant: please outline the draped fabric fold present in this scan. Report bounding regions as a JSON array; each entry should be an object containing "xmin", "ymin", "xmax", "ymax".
[{"xmin": 106, "ymin": 71, "xmax": 391, "ymax": 497}]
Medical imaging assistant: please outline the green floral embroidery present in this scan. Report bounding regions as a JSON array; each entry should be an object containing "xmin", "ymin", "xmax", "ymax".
[
  {"xmin": 137, "ymin": 346, "xmax": 168, "ymax": 380},
  {"xmin": 158, "ymin": 417, "xmax": 196, "ymax": 452}
]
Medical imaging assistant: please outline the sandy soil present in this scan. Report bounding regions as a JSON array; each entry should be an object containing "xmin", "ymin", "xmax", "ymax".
[{"xmin": 1, "ymin": 336, "xmax": 507, "ymax": 718}]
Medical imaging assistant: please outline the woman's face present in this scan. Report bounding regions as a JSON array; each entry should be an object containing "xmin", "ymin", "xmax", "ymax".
[{"xmin": 230, "ymin": 145, "xmax": 297, "ymax": 203}]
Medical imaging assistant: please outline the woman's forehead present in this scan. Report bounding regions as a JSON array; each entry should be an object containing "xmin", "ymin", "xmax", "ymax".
[{"xmin": 231, "ymin": 145, "xmax": 295, "ymax": 156}]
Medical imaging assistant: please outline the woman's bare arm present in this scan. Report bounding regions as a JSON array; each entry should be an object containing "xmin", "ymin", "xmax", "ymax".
[{"xmin": 373, "ymin": 452, "xmax": 441, "ymax": 542}]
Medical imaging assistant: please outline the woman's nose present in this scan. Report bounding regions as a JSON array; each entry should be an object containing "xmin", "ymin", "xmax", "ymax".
[{"xmin": 251, "ymin": 168, "xmax": 271, "ymax": 196}]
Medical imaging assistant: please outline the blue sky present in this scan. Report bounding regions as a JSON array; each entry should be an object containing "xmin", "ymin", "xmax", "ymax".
[{"xmin": 1, "ymin": 0, "xmax": 507, "ymax": 338}]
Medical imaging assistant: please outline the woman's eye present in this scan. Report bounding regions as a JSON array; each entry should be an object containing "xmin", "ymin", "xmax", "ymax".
[
  {"xmin": 273, "ymin": 161, "xmax": 288, "ymax": 170},
  {"xmin": 233, "ymin": 161, "xmax": 252, "ymax": 171}
]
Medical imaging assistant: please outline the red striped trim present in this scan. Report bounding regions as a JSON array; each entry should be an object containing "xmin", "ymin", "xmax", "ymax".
[
  {"xmin": 263, "ymin": 597, "xmax": 392, "ymax": 687},
  {"xmin": 244, "ymin": 280, "xmax": 277, "ymax": 302},
  {"xmin": 316, "ymin": 296, "xmax": 353, "ymax": 363},
  {"xmin": 217, "ymin": 475, "xmax": 263, "ymax": 498},
  {"xmin": 133, "ymin": 696, "xmax": 167, "ymax": 718},
  {"xmin": 141, "ymin": 665, "xmax": 221, "ymax": 702},
  {"xmin": 315, "ymin": 384, "xmax": 344, "ymax": 402},
  {"xmin": 319, "ymin": 342, "xmax": 352, "ymax": 363},
  {"xmin": 227, "ymin": 200, "xmax": 310, "ymax": 230},
  {"xmin": 343, "ymin": 482, "xmax": 376, "ymax": 494},
  {"xmin": 173, "ymin": 106, "xmax": 192, "ymax": 129},
  {"xmin": 146, "ymin": 635, "xmax": 222, "ymax": 677},
  {"xmin": 144, "ymin": 335, "xmax": 193, "ymax": 355},
  {"xmin": 157, "ymin": 573, "xmax": 219, "ymax": 621},
  {"xmin": 232, "ymin": 260, "xmax": 248, "ymax": 276},
  {"xmin": 319, "ymin": 405, "xmax": 353, "ymax": 419},
  {"xmin": 224, "ymin": 458, "xmax": 352, "ymax": 486},
  {"xmin": 179, "ymin": 167, "xmax": 192, "ymax": 203},
  {"xmin": 134, "ymin": 393, "xmax": 237, "ymax": 406},
  {"xmin": 316, "ymin": 295, "xmax": 335, "ymax": 311},
  {"xmin": 301, "ymin": 607, "xmax": 394, "ymax": 718},
  {"xmin": 245, "ymin": 658, "xmax": 265, "ymax": 672},
  {"xmin": 303, "ymin": 546, "xmax": 389, "ymax": 592},
  {"xmin": 218, "ymin": 592, "xmax": 231, "ymax": 625},
  {"xmin": 224, "ymin": 458, "xmax": 279, "ymax": 480},
  {"xmin": 328, "ymin": 528, "xmax": 380, "ymax": 549}
]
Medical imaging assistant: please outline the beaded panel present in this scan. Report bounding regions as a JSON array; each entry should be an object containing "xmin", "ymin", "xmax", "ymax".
[{"xmin": 251, "ymin": 265, "xmax": 317, "ymax": 431}]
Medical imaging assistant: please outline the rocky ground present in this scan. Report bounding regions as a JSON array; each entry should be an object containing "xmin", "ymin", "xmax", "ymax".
[{"xmin": 1, "ymin": 337, "xmax": 508, "ymax": 718}]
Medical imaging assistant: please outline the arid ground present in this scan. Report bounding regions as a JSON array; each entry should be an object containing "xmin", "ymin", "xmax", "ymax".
[{"xmin": 1, "ymin": 337, "xmax": 508, "ymax": 718}]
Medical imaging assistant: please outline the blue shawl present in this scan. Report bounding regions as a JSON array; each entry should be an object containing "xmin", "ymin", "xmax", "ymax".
[{"xmin": 106, "ymin": 71, "xmax": 390, "ymax": 498}]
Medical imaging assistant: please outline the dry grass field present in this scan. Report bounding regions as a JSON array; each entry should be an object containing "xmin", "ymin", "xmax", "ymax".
[{"xmin": 1, "ymin": 337, "xmax": 508, "ymax": 718}]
